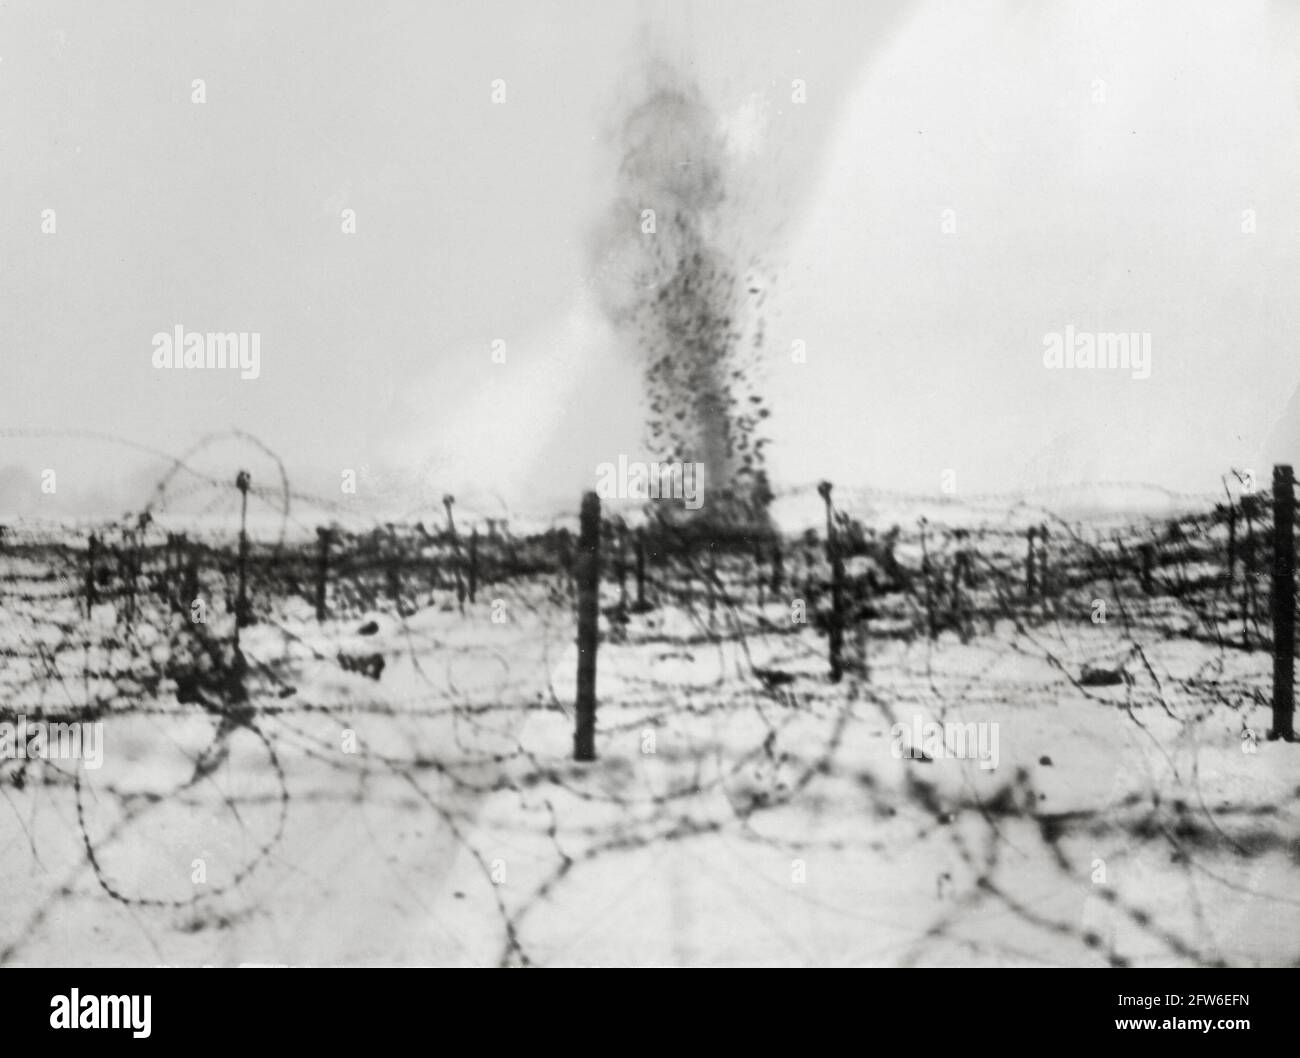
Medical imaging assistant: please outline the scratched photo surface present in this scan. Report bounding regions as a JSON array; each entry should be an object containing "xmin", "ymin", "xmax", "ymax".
[{"xmin": 2, "ymin": 0, "xmax": 1299, "ymax": 968}]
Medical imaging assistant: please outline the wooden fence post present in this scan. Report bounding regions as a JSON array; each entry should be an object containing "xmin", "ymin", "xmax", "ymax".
[
  {"xmin": 771, "ymin": 540, "xmax": 784, "ymax": 594},
  {"xmin": 468, "ymin": 527, "xmax": 479, "ymax": 603},
  {"xmin": 1241, "ymin": 495, "xmax": 1257, "ymax": 650},
  {"xmin": 1038, "ymin": 524, "xmax": 1050, "ymax": 606},
  {"xmin": 169, "ymin": 533, "xmax": 182, "ymax": 608},
  {"xmin": 920, "ymin": 518, "xmax": 936, "ymax": 639},
  {"xmin": 574, "ymin": 491, "xmax": 600, "ymax": 762},
  {"xmin": 123, "ymin": 530, "xmax": 137, "ymax": 627},
  {"xmin": 163, "ymin": 533, "xmax": 183, "ymax": 612},
  {"xmin": 85, "ymin": 532, "xmax": 98, "ymax": 617},
  {"xmin": 1139, "ymin": 542, "xmax": 1154, "ymax": 595},
  {"xmin": 427, "ymin": 537, "xmax": 438, "ymax": 604},
  {"xmin": 706, "ymin": 543, "xmax": 716, "ymax": 632},
  {"xmin": 950, "ymin": 530, "xmax": 970, "ymax": 638},
  {"xmin": 183, "ymin": 539, "xmax": 199, "ymax": 616},
  {"xmin": 315, "ymin": 527, "xmax": 331, "ymax": 622},
  {"xmin": 1271, "ymin": 465, "xmax": 1295, "ymax": 740},
  {"xmin": 505, "ymin": 530, "xmax": 518, "ymax": 579},
  {"xmin": 1025, "ymin": 526, "xmax": 1036, "ymax": 601},
  {"xmin": 819, "ymin": 481, "xmax": 844, "ymax": 681},
  {"xmin": 1226, "ymin": 501, "xmax": 1237, "ymax": 586},
  {"xmin": 443, "ymin": 494, "xmax": 464, "ymax": 612},
  {"xmin": 949, "ymin": 531, "xmax": 964, "ymax": 610},
  {"xmin": 235, "ymin": 470, "xmax": 251, "ymax": 634},
  {"xmin": 170, "ymin": 532, "xmax": 181, "ymax": 604},
  {"xmin": 159, "ymin": 532, "xmax": 172, "ymax": 602},
  {"xmin": 382, "ymin": 528, "xmax": 400, "ymax": 614}
]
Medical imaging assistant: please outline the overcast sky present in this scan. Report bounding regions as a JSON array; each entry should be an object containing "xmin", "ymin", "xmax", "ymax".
[{"xmin": 3, "ymin": 0, "xmax": 1300, "ymax": 519}]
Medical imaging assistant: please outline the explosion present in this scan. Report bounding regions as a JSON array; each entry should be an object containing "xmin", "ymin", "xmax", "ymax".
[{"xmin": 591, "ymin": 64, "xmax": 773, "ymax": 530}]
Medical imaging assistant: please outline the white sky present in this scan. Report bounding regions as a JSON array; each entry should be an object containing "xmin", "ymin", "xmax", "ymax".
[{"xmin": 3, "ymin": 0, "xmax": 1300, "ymax": 518}]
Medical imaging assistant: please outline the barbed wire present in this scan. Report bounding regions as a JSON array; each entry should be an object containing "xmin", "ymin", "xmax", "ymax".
[{"xmin": 0, "ymin": 437, "xmax": 1295, "ymax": 966}]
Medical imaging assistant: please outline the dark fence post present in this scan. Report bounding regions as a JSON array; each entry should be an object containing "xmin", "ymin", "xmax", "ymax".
[
  {"xmin": 123, "ymin": 529, "xmax": 137, "ymax": 627},
  {"xmin": 384, "ymin": 526, "xmax": 401, "ymax": 614},
  {"xmin": 315, "ymin": 527, "xmax": 331, "ymax": 622},
  {"xmin": 183, "ymin": 539, "xmax": 199, "ymax": 615},
  {"xmin": 443, "ymin": 495, "xmax": 464, "ymax": 612},
  {"xmin": 1038, "ymin": 524, "xmax": 1050, "ymax": 606},
  {"xmin": 1271, "ymin": 465, "xmax": 1295, "ymax": 740},
  {"xmin": 160, "ymin": 532, "xmax": 172, "ymax": 602},
  {"xmin": 949, "ymin": 532, "xmax": 962, "ymax": 611},
  {"xmin": 1139, "ymin": 542, "xmax": 1154, "ymax": 595},
  {"xmin": 169, "ymin": 533, "xmax": 181, "ymax": 608},
  {"xmin": 164, "ymin": 533, "xmax": 183, "ymax": 612},
  {"xmin": 427, "ymin": 539, "xmax": 439, "ymax": 603},
  {"xmin": 1225, "ymin": 500, "xmax": 1236, "ymax": 586},
  {"xmin": 950, "ymin": 531, "xmax": 969, "ymax": 638},
  {"xmin": 771, "ymin": 540, "xmax": 784, "ymax": 594},
  {"xmin": 235, "ymin": 470, "xmax": 251, "ymax": 634},
  {"xmin": 706, "ymin": 543, "xmax": 717, "ymax": 631},
  {"xmin": 1025, "ymin": 526, "xmax": 1036, "ymax": 601},
  {"xmin": 173, "ymin": 533, "xmax": 183, "ymax": 610},
  {"xmin": 468, "ymin": 527, "xmax": 479, "ymax": 603},
  {"xmin": 86, "ymin": 532, "xmax": 98, "ymax": 617},
  {"xmin": 920, "ymin": 518, "xmax": 936, "ymax": 639},
  {"xmin": 574, "ymin": 491, "xmax": 600, "ymax": 762},
  {"xmin": 819, "ymin": 481, "xmax": 844, "ymax": 681},
  {"xmin": 1241, "ymin": 495, "xmax": 1257, "ymax": 650}
]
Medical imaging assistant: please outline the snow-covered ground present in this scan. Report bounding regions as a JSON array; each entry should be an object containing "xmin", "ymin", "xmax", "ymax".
[{"xmin": 1, "ymin": 552, "xmax": 1298, "ymax": 967}]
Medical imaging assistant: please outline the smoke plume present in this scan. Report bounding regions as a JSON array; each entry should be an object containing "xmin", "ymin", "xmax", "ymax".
[{"xmin": 591, "ymin": 63, "xmax": 772, "ymax": 523}]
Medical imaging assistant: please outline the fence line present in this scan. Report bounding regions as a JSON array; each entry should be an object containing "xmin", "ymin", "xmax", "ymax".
[{"xmin": 1, "ymin": 461, "xmax": 1296, "ymax": 968}]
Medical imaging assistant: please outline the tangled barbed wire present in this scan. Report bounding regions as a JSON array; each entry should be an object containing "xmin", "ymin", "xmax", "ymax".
[{"xmin": 0, "ymin": 441, "xmax": 1296, "ymax": 966}]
